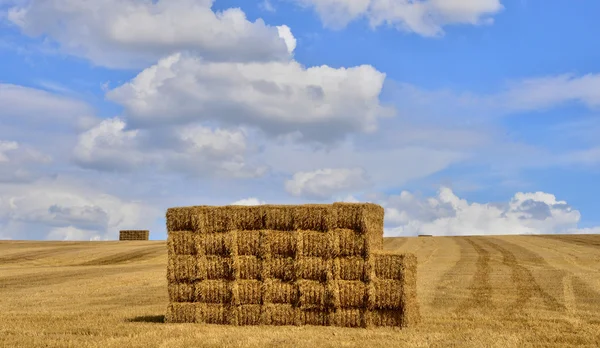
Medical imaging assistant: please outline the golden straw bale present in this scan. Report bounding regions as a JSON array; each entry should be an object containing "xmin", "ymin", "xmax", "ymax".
[
  {"xmin": 228, "ymin": 206, "xmax": 265, "ymax": 230},
  {"xmin": 292, "ymin": 205, "xmax": 334, "ymax": 231},
  {"xmin": 371, "ymin": 309, "xmax": 403, "ymax": 327},
  {"xmin": 298, "ymin": 309, "xmax": 329, "ymax": 326},
  {"xmin": 166, "ymin": 206, "xmax": 204, "ymax": 232},
  {"xmin": 332, "ymin": 203, "xmax": 383, "ymax": 250},
  {"xmin": 373, "ymin": 280, "xmax": 403, "ymax": 309},
  {"xmin": 238, "ymin": 280, "xmax": 262, "ymax": 305},
  {"xmin": 237, "ymin": 230, "xmax": 261, "ymax": 256},
  {"xmin": 268, "ymin": 231, "xmax": 296, "ymax": 257},
  {"xmin": 301, "ymin": 230, "xmax": 339, "ymax": 258},
  {"xmin": 260, "ymin": 304, "xmax": 296, "ymax": 326},
  {"xmin": 168, "ymin": 282, "xmax": 194, "ymax": 302},
  {"xmin": 204, "ymin": 256, "xmax": 232, "ymax": 280},
  {"xmin": 238, "ymin": 255, "xmax": 261, "ymax": 280},
  {"xmin": 265, "ymin": 280, "xmax": 297, "ymax": 304},
  {"xmin": 167, "ymin": 231, "xmax": 196, "ymax": 255},
  {"xmin": 331, "ymin": 309, "xmax": 362, "ymax": 328},
  {"xmin": 165, "ymin": 302, "xmax": 196, "ymax": 323},
  {"xmin": 119, "ymin": 230, "xmax": 149, "ymax": 241},
  {"xmin": 339, "ymin": 257, "xmax": 365, "ymax": 281},
  {"xmin": 338, "ymin": 281, "xmax": 366, "ymax": 308},
  {"xmin": 196, "ymin": 303, "xmax": 228, "ymax": 324},
  {"xmin": 264, "ymin": 206, "xmax": 295, "ymax": 231},
  {"xmin": 337, "ymin": 229, "xmax": 365, "ymax": 257},
  {"xmin": 167, "ymin": 255, "xmax": 196, "ymax": 283},
  {"xmin": 230, "ymin": 304, "xmax": 262, "ymax": 326},
  {"xmin": 296, "ymin": 257, "xmax": 328, "ymax": 282},
  {"xmin": 200, "ymin": 232, "xmax": 236, "ymax": 256},
  {"xmin": 297, "ymin": 280, "xmax": 326, "ymax": 310},
  {"xmin": 268, "ymin": 257, "xmax": 296, "ymax": 281},
  {"xmin": 195, "ymin": 280, "xmax": 231, "ymax": 303},
  {"xmin": 374, "ymin": 252, "xmax": 416, "ymax": 280}
]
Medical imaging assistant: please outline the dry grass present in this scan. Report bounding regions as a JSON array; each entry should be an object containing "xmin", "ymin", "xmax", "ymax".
[{"xmin": 0, "ymin": 235, "xmax": 599, "ymax": 347}]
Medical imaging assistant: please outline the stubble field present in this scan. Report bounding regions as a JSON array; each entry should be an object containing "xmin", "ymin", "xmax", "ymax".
[{"xmin": 0, "ymin": 235, "xmax": 599, "ymax": 347}]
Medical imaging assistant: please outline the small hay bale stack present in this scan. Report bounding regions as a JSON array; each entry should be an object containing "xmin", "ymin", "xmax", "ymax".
[
  {"xmin": 119, "ymin": 230, "xmax": 150, "ymax": 241},
  {"xmin": 165, "ymin": 203, "xmax": 419, "ymax": 328}
]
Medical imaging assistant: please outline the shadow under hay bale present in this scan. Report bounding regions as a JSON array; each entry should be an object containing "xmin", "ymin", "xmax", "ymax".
[
  {"xmin": 164, "ymin": 202, "xmax": 419, "ymax": 328},
  {"xmin": 119, "ymin": 230, "xmax": 150, "ymax": 241},
  {"xmin": 127, "ymin": 315, "xmax": 165, "ymax": 323}
]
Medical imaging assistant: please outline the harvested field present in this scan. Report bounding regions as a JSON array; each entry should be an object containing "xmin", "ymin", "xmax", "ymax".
[{"xmin": 0, "ymin": 235, "xmax": 599, "ymax": 347}]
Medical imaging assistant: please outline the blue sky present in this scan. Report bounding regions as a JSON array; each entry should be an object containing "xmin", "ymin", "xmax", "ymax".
[{"xmin": 0, "ymin": 0, "xmax": 599, "ymax": 240}]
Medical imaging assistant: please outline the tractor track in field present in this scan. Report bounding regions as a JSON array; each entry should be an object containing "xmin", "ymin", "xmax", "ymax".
[
  {"xmin": 482, "ymin": 238, "xmax": 566, "ymax": 317},
  {"xmin": 535, "ymin": 235, "xmax": 600, "ymax": 249},
  {"xmin": 0, "ymin": 246, "xmax": 90, "ymax": 264},
  {"xmin": 431, "ymin": 238, "xmax": 476, "ymax": 310},
  {"xmin": 454, "ymin": 238, "xmax": 494, "ymax": 314},
  {"xmin": 76, "ymin": 245, "xmax": 165, "ymax": 266}
]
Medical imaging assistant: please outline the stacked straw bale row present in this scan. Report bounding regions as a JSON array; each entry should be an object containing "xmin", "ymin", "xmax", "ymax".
[
  {"xmin": 165, "ymin": 203, "xmax": 419, "ymax": 328},
  {"xmin": 119, "ymin": 230, "xmax": 149, "ymax": 241}
]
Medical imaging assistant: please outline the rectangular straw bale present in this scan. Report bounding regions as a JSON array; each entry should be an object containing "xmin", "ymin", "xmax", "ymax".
[
  {"xmin": 200, "ymin": 232, "xmax": 237, "ymax": 256},
  {"xmin": 331, "ymin": 309, "xmax": 362, "ymax": 328},
  {"xmin": 238, "ymin": 255, "xmax": 261, "ymax": 279},
  {"xmin": 195, "ymin": 280, "xmax": 231, "ymax": 303},
  {"xmin": 260, "ymin": 304, "xmax": 296, "ymax": 326},
  {"xmin": 168, "ymin": 282, "xmax": 195, "ymax": 302},
  {"xmin": 237, "ymin": 230, "xmax": 261, "ymax": 256},
  {"xmin": 332, "ymin": 203, "xmax": 384, "ymax": 251},
  {"xmin": 231, "ymin": 304, "xmax": 262, "ymax": 326},
  {"xmin": 167, "ymin": 231, "xmax": 196, "ymax": 255},
  {"xmin": 296, "ymin": 257, "xmax": 328, "ymax": 282},
  {"xmin": 167, "ymin": 255, "xmax": 196, "ymax": 283},
  {"xmin": 119, "ymin": 230, "xmax": 149, "ymax": 241},
  {"xmin": 265, "ymin": 280, "xmax": 297, "ymax": 304},
  {"xmin": 301, "ymin": 230, "xmax": 339, "ymax": 258},
  {"xmin": 264, "ymin": 206, "xmax": 295, "ymax": 231},
  {"xmin": 165, "ymin": 302, "xmax": 196, "ymax": 323},
  {"xmin": 339, "ymin": 257, "xmax": 365, "ymax": 281},
  {"xmin": 166, "ymin": 206, "xmax": 205, "ymax": 232},
  {"xmin": 227, "ymin": 205, "xmax": 265, "ymax": 230},
  {"xmin": 238, "ymin": 280, "xmax": 262, "ymax": 305},
  {"xmin": 194, "ymin": 206, "xmax": 231, "ymax": 233},
  {"xmin": 268, "ymin": 231, "xmax": 296, "ymax": 257},
  {"xmin": 298, "ymin": 309, "xmax": 329, "ymax": 326},
  {"xmin": 337, "ymin": 229, "xmax": 365, "ymax": 257},
  {"xmin": 292, "ymin": 205, "xmax": 335, "ymax": 231},
  {"xmin": 196, "ymin": 303, "xmax": 228, "ymax": 324},
  {"xmin": 297, "ymin": 280, "xmax": 329, "ymax": 310},
  {"xmin": 373, "ymin": 280, "xmax": 403, "ymax": 309},
  {"xmin": 204, "ymin": 256, "xmax": 233, "ymax": 280},
  {"xmin": 374, "ymin": 252, "xmax": 416, "ymax": 280},
  {"xmin": 338, "ymin": 281, "xmax": 366, "ymax": 308},
  {"xmin": 371, "ymin": 309, "xmax": 403, "ymax": 327},
  {"xmin": 268, "ymin": 257, "xmax": 296, "ymax": 281}
]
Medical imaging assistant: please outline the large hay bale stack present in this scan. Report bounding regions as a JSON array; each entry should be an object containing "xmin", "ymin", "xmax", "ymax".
[
  {"xmin": 119, "ymin": 230, "xmax": 149, "ymax": 241},
  {"xmin": 165, "ymin": 203, "xmax": 419, "ymax": 328}
]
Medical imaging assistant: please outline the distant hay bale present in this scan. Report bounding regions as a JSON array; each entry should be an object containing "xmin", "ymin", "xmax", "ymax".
[
  {"xmin": 119, "ymin": 230, "xmax": 149, "ymax": 241},
  {"xmin": 165, "ymin": 202, "xmax": 419, "ymax": 328}
]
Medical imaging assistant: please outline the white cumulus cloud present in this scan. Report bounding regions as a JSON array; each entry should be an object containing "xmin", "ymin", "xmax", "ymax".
[
  {"xmin": 106, "ymin": 53, "xmax": 390, "ymax": 143},
  {"xmin": 231, "ymin": 197, "xmax": 266, "ymax": 205},
  {"xmin": 285, "ymin": 167, "xmax": 371, "ymax": 200},
  {"xmin": 6, "ymin": 0, "xmax": 294, "ymax": 68},
  {"xmin": 293, "ymin": 0, "xmax": 503, "ymax": 35},
  {"xmin": 383, "ymin": 187, "xmax": 585, "ymax": 236}
]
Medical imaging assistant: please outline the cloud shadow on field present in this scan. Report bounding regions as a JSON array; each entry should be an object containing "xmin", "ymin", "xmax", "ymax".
[{"xmin": 127, "ymin": 315, "xmax": 165, "ymax": 323}]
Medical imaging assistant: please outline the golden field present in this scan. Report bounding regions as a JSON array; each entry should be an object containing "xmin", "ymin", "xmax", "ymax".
[{"xmin": 0, "ymin": 235, "xmax": 599, "ymax": 348}]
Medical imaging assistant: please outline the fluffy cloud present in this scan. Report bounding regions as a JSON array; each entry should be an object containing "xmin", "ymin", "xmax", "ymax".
[
  {"xmin": 285, "ymin": 168, "xmax": 371, "ymax": 200},
  {"xmin": 5, "ymin": 0, "xmax": 294, "ymax": 68},
  {"xmin": 293, "ymin": 0, "xmax": 503, "ymax": 35},
  {"xmin": 383, "ymin": 187, "xmax": 585, "ymax": 236},
  {"xmin": 0, "ymin": 139, "xmax": 52, "ymax": 183},
  {"xmin": 72, "ymin": 118, "xmax": 266, "ymax": 178},
  {"xmin": 0, "ymin": 176, "xmax": 158, "ymax": 240},
  {"xmin": 106, "ymin": 53, "xmax": 390, "ymax": 143},
  {"xmin": 231, "ymin": 198, "xmax": 266, "ymax": 205}
]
